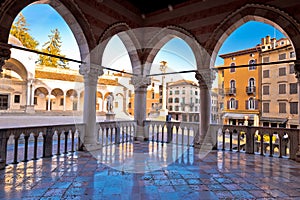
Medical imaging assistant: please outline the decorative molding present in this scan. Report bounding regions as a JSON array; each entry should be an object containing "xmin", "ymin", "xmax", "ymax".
[
  {"xmin": 131, "ymin": 75, "xmax": 151, "ymax": 90},
  {"xmin": 195, "ymin": 69, "xmax": 216, "ymax": 89}
]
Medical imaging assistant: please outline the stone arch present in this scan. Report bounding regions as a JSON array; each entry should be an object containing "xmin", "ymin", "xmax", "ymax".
[
  {"xmin": 207, "ymin": 4, "xmax": 300, "ymax": 68},
  {"xmin": 0, "ymin": 0, "xmax": 91, "ymax": 60},
  {"xmin": 3, "ymin": 58, "xmax": 28, "ymax": 81},
  {"xmin": 140, "ymin": 26, "xmax": 208, "ymax": 75}
]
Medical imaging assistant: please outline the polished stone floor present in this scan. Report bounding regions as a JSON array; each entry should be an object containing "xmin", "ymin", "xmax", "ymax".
[{"xmin": 1, "ymin": 141, "xmax": 300, "ymax": 200}]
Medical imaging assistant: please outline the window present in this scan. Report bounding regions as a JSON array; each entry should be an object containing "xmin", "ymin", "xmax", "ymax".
[
  {"xmin": 248, "ymin": 59, "xmax": 256, "ymax": 70},
  {"xmin": 219, "ymin": 102, "xmax": 224, "ymax": 110},
  {"xmin": 221, "ymin": 70, "xmax": 224, "ymax": 77},
  {"xmin": 263, "ymin": 70, "xmax": 270, "ymax": 78},
  {"xmin": 182, "ymin": 90, "xmax": 185, "ymax": 94},
  {"xmin": 263, "ymin": 57, "xmax": 269, "ymax": 63},
  {"xmin": 230, "ymin": 80, "xmax": 236, "ymax": 89},
  {"xmin": 247, "ymin": 97, "xmax": 255, "ymax": 110},
  {"xmin": 128, "ymin": 102, "xmax": 132, "ymax": 108},
  {"xmin": 174, "ymin": 98, "xmax": 179, "ymax": 103},
  {"xmin": 168, "ymin": 98, "xmax": 173, "ymax": 103},
  {"xmin": 195, "ymin": 106, "xmax": 198, "ymax": 112},
  {"xmin": 175, "ymin": 106, "xmax": 179, "ymax": 111},
  {"xmin": 290, "ymin": 51, "xmax": 295, "ymax": 58},
  {"xmin": 279, "ymin": 67, "xmax": 286, "ymax": 76},
  {"xmin": 279, "ymin": 84, "xmax": 286, "ymax": 94},
  {"xmin": 290, "ymin": 64, "xmax": 295, "ymax": 74},
  {"xmin": 290, "ymin": 83, "xmax": 298, "ymax": 94},
  {"xmin": 195, "ymin": 91, "xmax": 198, "ymax": 95},
  {"xmin": 263, "ymin": 103, "xmax": 269, "ymax": 113},
  {"xmin": 195, "ymin": 98, "xmax": 199, "ymax": 103},
  {"xmin": 228, "ymin": 98, "xmax": 237, "ymax": 109},
  {"xmin": 279, "ymin": 53, "xmax": 286, "ymax": 60},
  {"xmin": 263, "ymin": 85, "xmax": 269, "ymax": 95},
  {"xmin": 169, "ymin": 90, "xmax": 172, "ymax": 95},
  {"xmin": 175, "ymin": 90, "xmax": 180, "ymax": 95},
  {"xmin": 152, "ymin": 83, "xmax": 154, "ymax": 87},
  {"xmin": 190, "ymin": 97, "xmax": 193, "ymax": 103},
  {"xmin": 182, "ymin": 106, "xmax": 185, "ymax": 111},
  {"xmin": 182, "ymin": 97, "xmax": 185, "ymax": 104},
  {"xmin": 279, "ymin": 102, "xmax": 286, "ymax": 113},
  {"xmin": 60, "ymin": 98, "xmax": 64, "ymax": 106},
  {"xmin": 230, "ymin": 63, "xmax": 235, "ymax": 73},
  {"xmin": 0, "ymin": 95, "xmax": 9, "ymax": 110},
  {"xmin": 249, "ymin": 78, "xmax": 255, "ymax": 87},
  {"xmin": 152, "ymin": 92, "xmax": 155, "ymax": 99},
  {"xmin": 169, "ymin": 106, "xmax": 173, "ymax": 111},
  {"xmin": 290, "ymin": 102, "xmax": 298, "ymax": 114},
  {"xmin": 14, "ymin": 95, "xmax": 20, "ymax": 103}
]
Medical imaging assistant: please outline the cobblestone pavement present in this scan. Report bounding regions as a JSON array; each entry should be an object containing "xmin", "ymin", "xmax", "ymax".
[{"xmin": 1, "ymin": 141, "xmax": 300, "ymax": 199}]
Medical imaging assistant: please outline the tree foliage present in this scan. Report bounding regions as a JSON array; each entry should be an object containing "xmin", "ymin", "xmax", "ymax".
[
  {"xmin": 10, "ymin": 13, "xmax": 39, "ymax": 49},
  {"xmin": 37, "ymin": 29, "xmax": 69, "ymax": 68}
]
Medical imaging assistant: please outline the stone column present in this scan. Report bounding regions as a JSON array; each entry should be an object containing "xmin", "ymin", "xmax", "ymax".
[
  {"xmin": 80, "ymin": 64, "xmax": 103, "ymax": 149},
  {"xmin": 25, "ymin": 79, "xmax": 35, "ymax": 113},
  {"xmin": 195, "ymin": 69, "xmax": 215, "ymax": 146},
  {"xmin": 77, "ymin": 91, "xmax": 81, "ymax": 111},
  {"xmin": 63, "ymin": 93, "xmax": 66, "ymax": 111},
  {"xmin": 293, "ymin": 63, "xmax": 300, "ymax": 161},
  {"xmin": 132, "ymin": 75, "xmax": 151, "ymax": 141},
  {"xmin": 47, "ymin": 91, "xmax": 51, "ymax": 111}
]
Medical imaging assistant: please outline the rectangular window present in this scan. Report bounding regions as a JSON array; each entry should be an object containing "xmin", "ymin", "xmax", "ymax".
[
  {"xmin": 263, "ymin": 103, "xmax": 269, "ymax": 113},
  {"xmin": 290, "ymin": 64, "xmax": 295, "ymax": 74},
  {"xmin": 182, "ymin": 90, "xmax": 185, "ymax": 94},
  {"xmin": 14, "ymin": 95, "xmax": 20, "ymax": 103},
  {"xmin": 279, "ymin": 102, "xmax": 286, "ymax": 113},
  {"xmin": 169, "ymin": 90, "xmax": 172, "ymax": 95},
  {"xmin": 290, "ymin": 102, "xmax": 298, "ymax": 114},
  {"xmin": 279, "ymin": 53, "xmax": 286, "ymax": 60},
  {"xmin": 175, "ymin": 90, "xmax": 180, "ymax": 95},
  {"xmin": 195, "ymin": 91, "xmax": 198, "ymax": 95},
  {"xmin": 290, "ymin": 83, "xmax": 298, "ymax": 94},
  {"xmin": 60, "ymin": 98, "xmax": 64, "ymax": 106},
  {"xmin": 263, "ymin": 85, "xmax": 269, "ymax": 95},
  {"xmin": 190, "ymin": 97, "xmax": 193, "ymax": 103},
  {"xmin": 279, "ymin": 67, "xmax": 286, "ymax": 76},
  {"xmin": 182, "ymin": 97, "xmax": 185, "ymax": 104},
  {"xmin": 263, "ymin": 70, "xmax": 269, "ymax": 78},
  {"xmin": 279, "ymin": 84, "xmax": 286, "ymax": 94},
  {"xmin": 263, "ymin": 57, "xmax": 269, "ymax": 63},
  {"xmin": 221, "ymin": 70, "xmax": 224, "ymax": 77},
  {"xmin": 175, "ymin": 106, "xmax": 179, "ymax": 111},
  {"xmin": 195, "ymin": 98, "xmax": 199, "ymax": 103}
]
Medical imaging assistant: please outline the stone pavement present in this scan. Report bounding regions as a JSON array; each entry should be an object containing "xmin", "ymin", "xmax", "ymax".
[{"xmin": 1, "ymin": 141, "xmax": 300, "ymax": 200}]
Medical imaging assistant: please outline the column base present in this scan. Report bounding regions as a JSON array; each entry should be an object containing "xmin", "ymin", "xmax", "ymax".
[
  {"xmin": 25, "ymin": 105, "xmax": 35, "ymax": 113},
  {"xmin": 81, "ymin": 143, "xmax": 102, "ymax": 151},
  {"xmin": 106, "ymin": 113, "xmax": 116, "ymax": 121}
]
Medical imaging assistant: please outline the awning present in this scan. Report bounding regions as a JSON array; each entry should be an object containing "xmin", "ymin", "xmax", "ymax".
[
  {"xmin": 222, "ymin": 113, "xmax": 258, "ymax": 120},
  {"xmin": 260, "ymin": 117, "xmax": 287, "ymax": 123}
]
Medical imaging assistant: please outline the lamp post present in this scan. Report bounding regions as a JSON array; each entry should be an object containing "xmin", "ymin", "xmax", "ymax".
[{"xmin": 159, "ymin": 61, "xmax": 168, "ymax": 118}]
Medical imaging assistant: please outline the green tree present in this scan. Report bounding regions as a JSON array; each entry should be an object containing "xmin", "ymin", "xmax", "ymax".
[
  {"xmin": 10, "ymin": 13, "xmax": 39, "ymax": 49},
  {"xmin": 37, "ymin": 29, "xmax": 69, "ymax": 68}
]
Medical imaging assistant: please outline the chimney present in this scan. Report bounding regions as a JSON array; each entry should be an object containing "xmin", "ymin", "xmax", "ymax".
[
  {"xmin": 266, "ymin": 35, "xmax": 270, "ymax": 44},
  {"xmin": 261, "ymin": 37, "xmax": 266, "ymax": 45}
]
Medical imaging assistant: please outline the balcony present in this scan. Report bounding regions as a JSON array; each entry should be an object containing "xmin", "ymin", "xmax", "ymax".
[
  {"xmin": 0, "ymin": 121, "xmax": 300, "ymax": 199},
  {"xmin": 246, "ymin": 86, "xmax": 256, "ymax": 94},
  {"xmin": 225, "ymin": 87, "xmax": 236, "ymax": 96}
]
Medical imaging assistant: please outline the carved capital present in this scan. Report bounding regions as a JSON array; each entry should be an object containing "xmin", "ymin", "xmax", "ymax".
[
  {"xmin": 80, "ymin": 63, "xmax": 103, "ymax": 85},
  {"xmin": 131, "ymin": 75, "xmax": 151, "ymax": 90},
  {"xmin": 195, "ymin": 69, "xmax": 216, "ymax": 89},
  {"xmin": 0, "ymin": 43, "xmax": 11, "ymax": 72},
  {"xmin": 294, "ymin": 63, "xmax": 300, "ymax": 82}
]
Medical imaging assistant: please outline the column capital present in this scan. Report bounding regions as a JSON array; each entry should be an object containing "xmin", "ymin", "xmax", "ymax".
[
  {"xmin": 80, "ymin": 64, "xmax": 104, "ymax": 85},
  {"xmin": 195, "ymin": 69, "xmax": 216, "ymax": 89},
  {"xmin": 294, "ymin": 63, "xmax": 300, "ymax": 82},
  {"xmin": 131, "ymin": 75, "xmax": 151, "ymax": 90},
  {"xmin": 0, "ymin": 43, "xmax": 11, "ymax": 72}
]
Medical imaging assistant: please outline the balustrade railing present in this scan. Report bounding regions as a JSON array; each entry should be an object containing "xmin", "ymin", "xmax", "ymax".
[
  {"xmin": 211, "ymin": 124, "xmax": 300, "ymax": 161},
  {"xmin": 144, "ymin": 121, "xmax": 199, "ymax": 146},
  {"xmin": 0, "ymin": 123, "xmax": 84, "ymax": 169},
  {"xmin": 96, "ymin": 120, "xmax": 136, "ymax": 146}
]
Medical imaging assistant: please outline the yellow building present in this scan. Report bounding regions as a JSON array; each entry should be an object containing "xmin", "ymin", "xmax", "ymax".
[{"xmin": 218, "ymin": 47, "xmax": 261, "ymax": 125}]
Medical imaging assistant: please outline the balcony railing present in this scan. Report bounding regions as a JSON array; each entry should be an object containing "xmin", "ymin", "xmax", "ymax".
[
  {"xmin": 1, "ymin": 121, "xmax": 299, "ymax": 170},
  {"xmin": 246, "ymin": 86, "xmax": 256, "ymax": 94},
  {"xmin": 225, "ymin": 87, "xmax": 236, "ymax": 95}
]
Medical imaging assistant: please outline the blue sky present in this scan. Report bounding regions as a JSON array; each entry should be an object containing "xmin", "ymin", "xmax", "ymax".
[{"xmin": 17, "ymin": 4, "xmax": 285, "ymax": 80}]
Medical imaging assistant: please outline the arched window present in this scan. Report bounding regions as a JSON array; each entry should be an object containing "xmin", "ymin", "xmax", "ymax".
[
  {"xmin": 229, "ymin": 80, "xmax": 236, "ymax": 94},
  {"xmin": 174, "ymin": 98, "xmax": 179, "ymax": 103},
  {"xmin": 248, "ymin": 97, "xmax": 255, "ymax": 110},
  {"xmin": 168, "ymin": 98, "xmax": 173, "ymax": 103},
  {"xmin": 249, "ymin": 59, "xmax": 256, "ymax": 70},
  {"xmin": 249, "ymin": 78, "xmax": 255, "ymax": 87},
  {"xmin": 230, "ymin": 63, "xmax": 236, "ymax": 73},
  {"xmin": 229, "ymin": 98, "xmax": 237, "ymax": 110}
]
